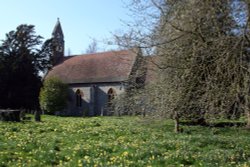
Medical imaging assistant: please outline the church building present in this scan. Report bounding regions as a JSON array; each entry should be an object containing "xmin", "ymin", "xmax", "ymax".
[{"xmin": 45, "ymin": 19, "xmax": 145, "ymax": 116}]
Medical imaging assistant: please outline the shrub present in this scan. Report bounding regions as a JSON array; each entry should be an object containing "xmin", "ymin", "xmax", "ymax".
[{"xmin": 39, "ymin": 77, "xmax": 68, "ymax": 114}]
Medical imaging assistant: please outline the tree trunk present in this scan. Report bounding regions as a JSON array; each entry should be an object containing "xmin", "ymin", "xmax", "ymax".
[
  {"xmin": 247, "ymin": 111, "xmax": 250, "ymax": 129},
  {"xmin": 174, "ymin": 111, "xmax": 180, "ymax": 133},
  {"xmin": 244, "ymin": 94, "xmax": 250, "ymax": 129}
]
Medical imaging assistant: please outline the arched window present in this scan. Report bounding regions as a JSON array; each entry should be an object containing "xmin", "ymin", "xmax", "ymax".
[
  {"xmin": 76, "ymin": 89, "xmax": 83, "ymax": 107},
  {"xmin": 107, "ymin": 88, "xmax": 116, "ymax": 107}
]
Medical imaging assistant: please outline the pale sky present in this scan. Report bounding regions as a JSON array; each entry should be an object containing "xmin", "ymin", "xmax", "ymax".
[{"xmin": 0, "ymin": 0, "xmax": 131, "ymax": 55}]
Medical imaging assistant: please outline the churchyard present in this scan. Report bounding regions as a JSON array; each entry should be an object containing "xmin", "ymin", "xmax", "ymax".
[{"xmin": 0, "ymin": 115, "xmax": 250, "ymax": 166}]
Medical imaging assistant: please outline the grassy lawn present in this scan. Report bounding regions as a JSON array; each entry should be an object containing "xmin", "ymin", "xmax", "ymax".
[{"xmin": 0, "ymin": 115, "xmax": 250, "ymax": 167}]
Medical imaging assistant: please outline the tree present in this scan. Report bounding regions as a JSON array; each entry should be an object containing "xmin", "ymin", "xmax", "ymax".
[
  {"xmin": 39, "ymin": 38, "xmax": 54, "ymax": 71},
  {"xmin": 0, "ymin": 24, "xmax": 51, "ymax": 110},
  {"xmin": 160, "ymin": 0, "xmax": 250, "ymax": 127},
  {"xmin": 85, "ymin": 38, "xmax": 99, "ymax": 54},
  {"xmin": 39, "ymin": 77, "xmax": 68, "ymax": 114},
  {"xmin": 154, "ymin": 0, "xmax": 239, "ymax": 125},
  {"xmin": 114, "ymin": 0, "xmax": 250, "ymax": 131}
]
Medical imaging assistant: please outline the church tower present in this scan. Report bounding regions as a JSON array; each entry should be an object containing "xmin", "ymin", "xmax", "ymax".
[{"xmin": 52, "ymin": 18, "xmax": 64, "ymax": 65}]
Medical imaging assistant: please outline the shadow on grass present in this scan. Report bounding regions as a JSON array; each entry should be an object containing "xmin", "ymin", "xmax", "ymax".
[{"xmin": 180, "ymin": 121, "xmax": 246, "ymax": 127}]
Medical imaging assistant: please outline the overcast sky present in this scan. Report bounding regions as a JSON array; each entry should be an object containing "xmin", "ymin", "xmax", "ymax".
[{"xmin": 0, "ymin": 0, "xmax": 131, "ymax": 54}]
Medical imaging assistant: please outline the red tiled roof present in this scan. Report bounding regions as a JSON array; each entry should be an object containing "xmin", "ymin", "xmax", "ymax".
[{"xmin": 46, "ymin": 49, "xmax": 138, "ymax": 84}]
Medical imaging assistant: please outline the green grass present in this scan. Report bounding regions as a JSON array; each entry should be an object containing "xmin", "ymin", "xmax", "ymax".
[{"xmin": 0, "ymin": 115, "xmax": 250, "ymax": 167}]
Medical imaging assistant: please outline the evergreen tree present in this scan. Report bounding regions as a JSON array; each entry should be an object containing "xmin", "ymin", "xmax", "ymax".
[{"xmin": 0, "ymin": 24, "xmax": 51, "ymax": 110}]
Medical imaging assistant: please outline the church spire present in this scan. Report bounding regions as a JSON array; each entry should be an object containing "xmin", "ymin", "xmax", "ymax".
[
  {"xmin": 52, "ymin": 18, "xmax": 64, "ymax": 38},
  {"xmin": 51, "ymin": 18, "xmax": 64, "ymax": 65}
]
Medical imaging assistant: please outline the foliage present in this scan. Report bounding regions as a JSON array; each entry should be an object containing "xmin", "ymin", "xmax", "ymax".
[
  {"xmin": 39, "ymin": 77, "xmax": 68, "ymax": 114},
  {"xmin": 39, "ymin": 38, "xmax": 54, "ymax": 71},
  {"xmin": 164, "ymin": 0, "xmax": 249, "ymax": 121},
  {"xmin": 151, "ymin": 0, "xmax": 250, "ymax": 127},
  {"xmin": 0, "ymin": 24, "xmax": 52, "ymax": 110},
  {"xmin": 114, "ymin": 0, "xmax": 250, "ymax": 130},
  {"xmin": 0, "ymin": 115, "xmax": 250, "ymax": 166},
  {"xmin": 112, "ymin": 90, "xmax": 146, "ymax": 116}
]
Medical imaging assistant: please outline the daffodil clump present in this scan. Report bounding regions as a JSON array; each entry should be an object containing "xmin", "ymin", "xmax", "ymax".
[{"xmin": 0, "ymin": 115, "xmax": 250, "ymax": 166}]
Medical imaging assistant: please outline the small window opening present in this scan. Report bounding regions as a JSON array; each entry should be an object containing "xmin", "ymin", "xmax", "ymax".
[{"xmin": 107, "ymin": 88, "xmax": 116, "ymax": 107}]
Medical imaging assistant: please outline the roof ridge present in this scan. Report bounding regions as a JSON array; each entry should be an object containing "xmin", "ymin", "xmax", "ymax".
[{"xmin": 68, "ymin": 49, "xmax": 135, "ymax": 57}]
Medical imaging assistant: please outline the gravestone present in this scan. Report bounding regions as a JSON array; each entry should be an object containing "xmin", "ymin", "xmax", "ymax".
[{"xmin": 0, "ymin": 110, "xmax": 21, "ymax": 122}]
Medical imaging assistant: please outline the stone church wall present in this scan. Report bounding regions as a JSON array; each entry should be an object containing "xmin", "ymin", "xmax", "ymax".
[{"xmin": 66, "ymin": 83, "xmax": 125, "ymax": 116}]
